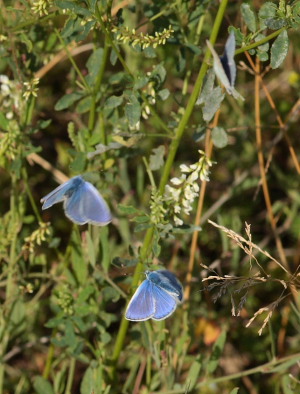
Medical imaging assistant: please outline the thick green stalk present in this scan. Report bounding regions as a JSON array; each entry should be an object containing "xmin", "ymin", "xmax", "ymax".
[
  {"xmin": 235, "ymin": 27, "xmax": 286, "ymax": 55},
  {"xmin": 111, "ymin": 0, "xmax": 229, "ymax": 370}
]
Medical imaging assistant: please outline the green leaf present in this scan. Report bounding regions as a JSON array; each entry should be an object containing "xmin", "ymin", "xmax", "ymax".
[
  {"xmin": 150, "ymin": 63, "xmax": 166, "ymax": 86},
  {"xmin": 70, "ymin": 152, "xmax": 86, "ymax": 173},
  {"xmin": 264, "ymin": 18, "xmax": 287, "ymax": 30},
  {"xmin": 80, "ymin": 364, "xmax": 103, "ymax": 394},
  {"xmin": 241, "ymin": 4, "xmax": 257, "ymax": 33},
  {"xmin": 0, "ymin": 112, "xmax": 9, "ymax": 131},
  {"xmin": 186, "ymin": 357, "xmax": 202, "ymax": 390},
  {"xmin": 131, "ymin": 215, "xmax": 150, "ymax": 223},
  {"xmin": 229, "ymin": 389, "xmax": 240, "ymax": 394},
  {"xmin": 270, "ymin": 30, "xmax": 289, "ymax": 69},
  {"xmin": 134, "ymin": 222, "xmax": 153, "ymax": 232},
  {"xmin": 255, "ymin": 33, "xmax": 269, "ymax": 53},
  {"xmin": 105, "ymin": 95, "xmax": 123, "ymax": 109},
  {"xmin": 206, "ymin": 331, "xmax": 226, "ymax": 374},
  {"xmin": 55, "ymin": 1, "xmax": 91, "ymax": 17},
  {"xmin": 33, "ymin": 377, "xmax": 55, "ymax": 394},
  {"xmin": 281, "ymin": 374, "xmax": 294, "ymax": 394},
  {"xmin": 77, "ymin": 285, "xmax": 95, "ymax": 303},
  {"xmin": 125, "ymin": 92, "xmax": 141, "ymax": 128},
  {"xmin": 112, "ymin": 256, "xmax": 139, "ymax": 267},
  {"xmin": 259, "ymin": 2, "xmax": 277, "ymax": 29},
  {"xmin": 110, "ymin": 48, "xmax": 118, "ymax": 66},
  {"xmin": 55, "ymin": 92, "xmax": 83, "ymax": 111},
  {"xmin": 197, "ymin": 69, "xmax": 215, "ymax": 105},
  {"xmin": 149, "ymin": 145, "xmax": 165, "ymax": 170},
  {"xmin": 212, "ymin": 127, "xmax": 228, "ymax": 148},
  {"xmin": 202, "ymin": 87, "xmax": 225, "ymax": 123},
  {"xmin": 158, "ymin": 88, "xmax": 170, "ymax": 101},
  {"xmin": 76, "ymin": 96, "xmax": 92, "ymax": 114},
  {"xmin": 102, "ymin": 286, "xmax": 121, "ymax": 302},
  {"xmin": 86, "ymin": 48, "xmax": 104, "ymax": 83},
  {"xmin": 118, "ymin": 204, "xmax": 142, "ymax": 215}
]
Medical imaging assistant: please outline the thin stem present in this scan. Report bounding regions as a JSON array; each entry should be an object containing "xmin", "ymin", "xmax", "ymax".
[
  {"xmin": 88, "ymin": 41, "xmax": 109, "ymax": 131},
  {"xmin": 142, "ymin": 157, "xmax": 156, "ymax": 189},
  {"xmin": 111, "ymin": 0, "xmax": 229, "ymax": 371},
  {"xmin": 245, "ymin": 52, "xmax": 300, "ymax": 175},
  {"xmin": 22, "ymin": 168, "xmax": 42, "ymax": 222},
  {"xmin": 65, "ymin": 358, "xmax": 76, "ymax": 394},
  {"xmin": 55, "ymin": 29, "xmax": 90, "ymax": 92},
  {"xmin": 0, "ymin": 175, "xmax": 18, "ymax": 393},
  {"xmin": 235, "ymin": 27, "xmax": 286, "ymax": 55},
  {"xmin": 184, "ymin": 110, "xmax": 219, "ymax": 301},
  {"xmin": 42, "ymin": 332, "xmax": 56, "ymax": 379},
  {"xmin": 254, "ymin": 57, "xmax": 289, "ymax": 271}
]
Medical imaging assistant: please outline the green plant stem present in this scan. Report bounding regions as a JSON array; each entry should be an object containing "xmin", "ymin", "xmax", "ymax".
[
  {"xmin": 65, "ymin": 357, "xmax": 76, "ymax": 394},
  {"xmin": 152, "ymin": 352, "xmax": 300, "ymax": 393},
  {"xmin": 0, "ymin": 176, "xmax": 18, "ymax": 394},
  {"xmin": 88, "ymin": 41, "xmax": 109, "ymax": 131},
  {"xmin": 55, "ymin": 29, "xmax": 90, "ymax": 91},
  {"xmin": 111, "ymin": 0, "xmax": 229, "ymax": 371},
  {"xmin": 22, "ymin": 168, "xmax": 42, "ymax": 221},
  {"xmin": 235, "ymin": 27, "xmax": 286, "ymax": 55},
  {"xmin": 23, "ymin": 96, "xmax": 36, "ymax": 127}
]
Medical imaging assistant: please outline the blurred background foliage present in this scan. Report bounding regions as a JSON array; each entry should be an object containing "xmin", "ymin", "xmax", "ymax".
[{"xmin": 0, "ymin": 0, "xmax": 300, "ymax": 393}]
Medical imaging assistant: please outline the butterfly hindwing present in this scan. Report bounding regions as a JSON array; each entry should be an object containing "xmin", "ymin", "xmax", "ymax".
[
  {"xmin": 147, "ymin": 270, "xmax": 183, "ymax": 303},
  {"xmin": 151, "ymin": 285, "xmax": 177, "ymax": 321}
]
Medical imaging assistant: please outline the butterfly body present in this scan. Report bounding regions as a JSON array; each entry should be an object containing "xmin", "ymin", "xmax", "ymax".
[
  {"xmin": 125, "ymin": 270, "xmax": 183, "ymax": 321},
  {"xmin": 41, "ymin": 176, "xmax": 112, "ymax": 226}
]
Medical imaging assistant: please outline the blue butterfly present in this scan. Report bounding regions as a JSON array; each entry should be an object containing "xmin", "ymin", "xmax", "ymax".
[
  {"xmin": 40, "ymin": 175, "xmax": 112, "ymax": 226},
  {"xmin": 206, "ymin": 32, "xmax": 244, "ymax": 101},
  {"xmin": 125, "ymin": 270, "xmax": 183, "ymax": 321}
]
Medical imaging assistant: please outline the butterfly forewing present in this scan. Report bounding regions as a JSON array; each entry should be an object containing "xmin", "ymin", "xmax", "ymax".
[
  {"xmin": 40, "ymin": 176, "xmax": 83, "ymax": 209},
  {"xmin": 125, "ymin": 280, "xmax": 155, "ymax": 321}
]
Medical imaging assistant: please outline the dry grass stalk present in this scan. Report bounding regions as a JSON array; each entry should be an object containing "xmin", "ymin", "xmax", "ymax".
[{"xmin": 208, "ymin": 219, "xmax": 289, "ymax": 274}]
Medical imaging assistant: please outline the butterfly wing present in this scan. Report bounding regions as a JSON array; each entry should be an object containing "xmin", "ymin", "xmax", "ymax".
[
  {"xmin": 63, "ymin": 187, "xmax": 88, "ymax": 224},
  {"xmin": 79, "ymin": 182, "xmax": 112, "ymax": 226},
  {"xmin": 222, "ymin": 31, "xmax": 236, "ymax": 86},
  {"xmin": 206, "ymin": 39, "xmax": 244, "ymax": 101},
  {"xmin": 148, "ymin": 270, "xmax": 183, "ymax": 303},
  {"xmin": 125, "ymin": 280, "xmax": 155, "ymax": 321},
  {"xmin": 206, "ymin": 40, "xmax": 231, "ymax": 92},
  {"xmin": 152, "ymin": 285, "xmax": 177, "ymax": 321},
  {"xmin": 40, "ymin": 176, "xmax": 83, "ymax": 210}
]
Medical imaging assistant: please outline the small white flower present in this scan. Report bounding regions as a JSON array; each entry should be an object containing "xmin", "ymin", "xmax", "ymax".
[
  {"xmin": 180, "ymin": 164, "xmax": 191, "ymax": 173},
  {"xmin": 174, "ymin": 216, "xmax": 183, "ymax": 226},
  {"xmin": 171, "ymin": 176, "xmax": 183, "ymax": 185}
]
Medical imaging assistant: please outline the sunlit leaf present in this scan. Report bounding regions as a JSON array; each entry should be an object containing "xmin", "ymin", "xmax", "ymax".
[{"xmin": 270, "ymin": 30, "xmax": 289, "ymax": 69}]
